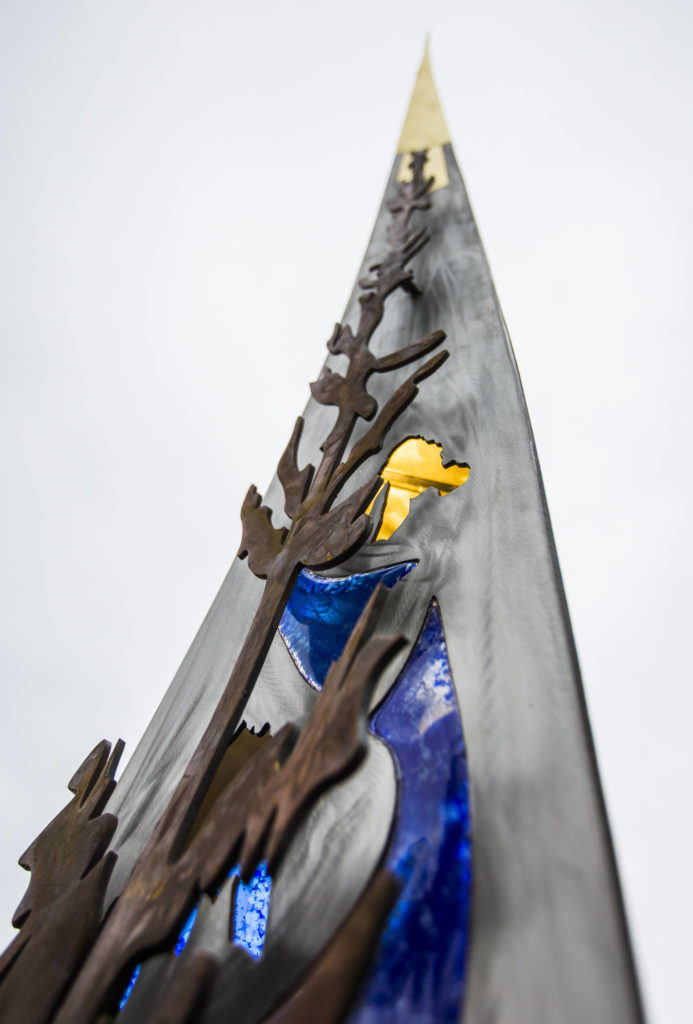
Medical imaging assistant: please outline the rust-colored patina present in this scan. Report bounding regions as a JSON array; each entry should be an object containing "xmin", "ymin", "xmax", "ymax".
[
  {"xmin": 0, "ymin": 741, "xmax": 123, "ymax": 1024},
  {"xmin": 0, "ymin": 151, "xmax": 443, "ymax": 1023}
]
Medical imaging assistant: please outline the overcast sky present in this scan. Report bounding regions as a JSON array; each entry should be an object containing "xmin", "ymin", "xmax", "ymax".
[{"xmin": 1, "ymin": 2, "xmax": 691, "ymax": 1021}]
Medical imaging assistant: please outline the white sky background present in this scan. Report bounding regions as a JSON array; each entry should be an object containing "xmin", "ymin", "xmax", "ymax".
[{"xmin": 0, "ymin": 1, "xmax": 690, "ymax": 1019}]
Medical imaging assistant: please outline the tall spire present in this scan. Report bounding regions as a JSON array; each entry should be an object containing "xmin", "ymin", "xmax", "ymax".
[
  {"xmin": 0, "ymin": 46, "xmax": 645, "ymax": 1024},
  {"xmin": 397, "ymin": 39, "xmax": 450, "ymax": 153}
]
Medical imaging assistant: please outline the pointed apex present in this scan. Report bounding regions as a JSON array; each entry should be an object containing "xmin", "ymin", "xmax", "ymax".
[{"xmin": 397, "ymin": 40, "xmax": 450, "ymax": 154}]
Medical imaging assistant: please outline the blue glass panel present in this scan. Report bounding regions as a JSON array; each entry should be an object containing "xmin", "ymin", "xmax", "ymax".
[
  {"xmin": 119, "ymin": 864, "xmax": 271, "ymax": 1013},
  {"xmin": 118, "ymin": 964, "xmax": 140, "ymax": 1012},
  {"xmin": 118, "ymin": 899, "xmax": 199, "ymax": 1012},
  {"xmin": 173, "ymin": 903, "xmax": 199, "ymax": 957},
  {"xmin": 351, "ymin": 600, "xmax": 472, "ymax": 1024},
  {"xmin": 279, "ymin": 562, "xmax": 416, "ymax": 690},
  {"xmin": 228, "ymin": 861, "xmax": 272, "ymax": 959}
]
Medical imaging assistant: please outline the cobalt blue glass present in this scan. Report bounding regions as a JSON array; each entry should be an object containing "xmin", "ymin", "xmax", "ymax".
[
  {"xmin": 118, "ymin": 862, "xmax": 272, "ymax": 1011},
  {"xmin": 352, "ymin": 600, "xmax": 472, "ymax": 1024},
  {"xmin": 279, "ymin": 562, "xmax": 416, "ymax": 690},
  {"xmin": 229, "ymin": 861, "xmax": 272, "ymax": 960}
]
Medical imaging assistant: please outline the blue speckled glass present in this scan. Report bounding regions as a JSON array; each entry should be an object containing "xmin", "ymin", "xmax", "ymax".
[
  {"xmin": 173, "ymin": 903, "xmax": 199, "ymax": 957},
  {"xmin": 351, "ymin": 600, "xmax": 472, "ymax": 1024},
  {"xmin": 118, "ymin": 964, "xmax": 140, "ymax": 1012},
  {"xmin": 118, "ymin": 579, "xmax": 468, "ymax": 1019},
  {"xmin": 279, "ymin": 562, "xmax": 416, "ymax": 689},
  {"xmin": 117, "ymin": 863, "xmax": 272, "ymax": 1012},
  {"xmin": 229, "ymin": 861, "xmax": 272, "ymax": 959},
  {"xmin": 118, "ymin": 900, "xmax": 200, "ymax": 1010}
]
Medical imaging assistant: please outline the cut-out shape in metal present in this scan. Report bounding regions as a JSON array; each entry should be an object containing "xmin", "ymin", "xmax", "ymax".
[
  {"xmin": 279, "ymin": 561, "xmax": 416, "ymax": 690},
  {"xmin": 0, "ymin": 740, "xmax": 123, "ymax": 1024},
  {"xmin": 368, "ymin": 437, "xmax": 469, "ymax": 540}
]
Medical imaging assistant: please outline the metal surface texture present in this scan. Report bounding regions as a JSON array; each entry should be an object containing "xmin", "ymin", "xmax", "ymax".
[
  {"xmin": 261, "ymin": 869, "xmax": 399, "ymax": 1024},
  {"xmin": 0, "ymin": 52, "xmax": 645, "ymax": 1024},
  {"xmin": 104, "ymin": 139, "xmax": 644, "ymax": 1020},
  {"xmin": 52, "ymin": 589, "xmax": 407, "ymax": 1022},
  {"xmin": 0, "ymin": 143, "xmax": 453, "ymax": 1023}
]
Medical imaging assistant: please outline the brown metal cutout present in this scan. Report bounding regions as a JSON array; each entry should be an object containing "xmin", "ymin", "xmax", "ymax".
[
  {"xmin": 144, "ymin": 953, "xmax": 219, "ymax": 1024},
  {"xmin": 2, "ymin": 151, "xmax": 444, "ymax": 1024},
  {"xmin": 54, "ymin": 588, "xmax": 405, "ymax": 1021},
  {"xmin": 186, "ymin": 724, "xmax": 273, "ymax": 844},
  {"xmin": 0, "ymin": 740, "xmax": 123, "ymax": 1024}
]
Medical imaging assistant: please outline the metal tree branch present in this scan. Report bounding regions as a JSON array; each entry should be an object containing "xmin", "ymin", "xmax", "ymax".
[
  {"xmin": 0, "ymin": 741, "xmax": 124, "ymax": 1024},
  {"xmin": 9, "ymin": 150, "xmax": 448, "ymax": 1024},
  {"xmin": 0, "ymin": 40, "xmax": 647, "ymax": 1024},
  {"xmin": 55, "ymin": 588, "xmax": 404, "ymax": 1022}
]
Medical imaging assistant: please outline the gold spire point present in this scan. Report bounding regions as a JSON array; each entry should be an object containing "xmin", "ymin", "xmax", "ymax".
[{"xmin": 397, "ymin": 39, "xmax": 450, "ymax": 154}]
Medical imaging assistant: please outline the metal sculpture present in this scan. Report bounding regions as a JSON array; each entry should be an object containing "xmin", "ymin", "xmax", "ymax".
[
  {"xmin": 1, "ymin": 125, "xmax": 451, "ymax": 1023},
  {"xmin": 0, "ymin": 44, "xmax": 645, "ymax": 1024},
  {"xmin": 0, "ymin": 741, "xmax": 123, "ymax": 1024},
  {"xmin": 56, "ymin": 587, "xmax": 407, "ymax": 1022}
]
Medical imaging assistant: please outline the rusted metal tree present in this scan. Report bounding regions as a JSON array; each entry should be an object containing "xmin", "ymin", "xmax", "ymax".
[
  {"xmin": 1, "ymin": 152, "xmax": 446, "ymax": 1024},
  {"xmin": 0, "ymin": 741, "xmax": 123, "ymax": 1024}
]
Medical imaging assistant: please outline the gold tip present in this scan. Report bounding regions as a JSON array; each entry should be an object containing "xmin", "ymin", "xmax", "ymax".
[{"xmin": 397, "ymin": 40, "xmax": 450, "ymax": 154}]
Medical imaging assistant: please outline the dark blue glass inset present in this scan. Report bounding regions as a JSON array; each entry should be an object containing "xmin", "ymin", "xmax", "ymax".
[
  {"xmin": 118, "ymin": 900, "xmax": 200, "ymax": 1011},
  {"xmin": 117, "ymin": 862, "xmax": 272, "ymax": 1012},
  {"xmin": 118, "ymin": 964, "xmax": 140, "ymax": 1012},
  {"xmin": 173, "ymin": 903, "xmax": 199, "ymax": 956},
  {"xmin": 279, "ymin": 562, "xmax": 416, "ymax": 690},
  {"xmin": 352, "ymin": 600, "xmax": 472, "ymax": 1024},
  {"xmin": 228, "ymin": 861, "xmax": 272, "ymax": 959}
]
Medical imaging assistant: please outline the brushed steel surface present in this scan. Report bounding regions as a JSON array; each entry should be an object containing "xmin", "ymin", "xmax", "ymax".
[{"xmin": 104, "ymin": 145, "xmax": 643, "ymax": 1023}]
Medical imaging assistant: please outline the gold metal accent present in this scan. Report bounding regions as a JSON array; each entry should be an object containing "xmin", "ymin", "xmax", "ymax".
[
  {"xmin": 397, "ymin": 145, "xmax": 449, "ymax": 193},
  {"xmin": 397, "ymin": 41, "xmax": 450, "ymax": 155},
  {"xmin": 369, "ymin": 437, "xmax": 469, "ymax": 540}
]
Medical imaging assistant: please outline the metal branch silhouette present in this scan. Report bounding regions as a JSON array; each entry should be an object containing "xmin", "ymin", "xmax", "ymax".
[
  {"xmin": 0, "ymin": 741, "xmax": 123, "ymax": 1024},
  {"xmin": 1, "ymin": 151, "xmax": 448, "ymax": 1024}
]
